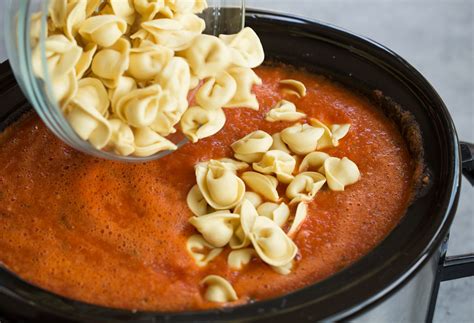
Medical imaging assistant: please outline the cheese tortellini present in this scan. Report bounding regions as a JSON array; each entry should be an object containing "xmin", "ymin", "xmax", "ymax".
[
  {"xmin": 322, "ymin": 157, "xmax": 361, "ymax": 191},
  {"xmin": 279, "ymin": 79, "xmax": 307, "ymax": 98},
  {"xmin": 231, "ymin": 130, "xmax": 273, "ymax": 163},
  {"xmin": 310, "ymin": 119, "xmax": 351, "ymax": 149},
  {"xmin": 241, "ymin": 171, "xmax": 280, "ymax": 202},
  {"xmin": 287, "ymin": 202, "xmax": 308, "ymax": 237},
  {"xmin": 187, "ymin": 184, "xmax": 211, "ymax": 216},
  {"xmin": 91, "ymin": 38, "xmax": 130, "ymax": 88},
  {"xmin": 128, "ymin": 44, "xmax": 174, "ymax": 81},
  {"xmin": 186, "ymin": 234, "xmax": 223, "ymax": 267},
  {"xmin": 78, "ymin": 15, "xmax": 127, "ymax": 47},
  {"xmin": 228, "ymin": 248, "xmax": 255, "ymax": 270},
  {"xmin": 181, "ymin": 106, "xmax": 226, "ymax": 143},
  {"xmin": 36, "ymin": 0, "xmax": 264, "ymax": 157},
  {"xmin": 219, "ymin": 27, "xmax": 265, "ymax": 68},
  {"xmin": 280, "ymin": 123, "xmax": 324, "ymax": 155},
  {"xmin": 201, "ymin": 275, "xmax": 238, "ymax": 303},
  {"xmin": 195, "ymin": 160, "xmax": 246, "ymax": 210},
  {"xmin": 115, "ymin": 84, "xmax": 161, "ymax": 128},
  {"xmin": 286, "ymin": 172, "xmax": 326, "ymax": 204},
  {"xmin": 257, "ymin": 202, "xmax": 290, "ymax": 228},
  {"xmin": 253, "ymin": 150, "xmax": 296, "ymax": 184},
  {"xmin": 132, "ymin": 127, "xmax": 177, "ymax": 156},
  {"xmin": 229, "ymin": 199, "xmax": 258, "ymax": 249},
  {"xmin": 299, "ymin": 151, "xmax": 330, "ymax": 172},
  {"xmin": 189, "ymin": 211, "xmax": 239, "ymax": 247},
  {"xmin": 250, "ymin": 216, "xmax": 298, "ymax": 267},
  {"xmin": 183, "ymin": 120, "xmax": 360, "ymax": 289},
  {"xmin": 266, "ymin": 100, "xmax": 306, "ymax": 122},
  {"xmin": 224, "ymin": 67, "xmax": 262, "ymax": 110},
  {"xmin": 195, "ymin": 71, "xmax": 237, "ymax": 110}
]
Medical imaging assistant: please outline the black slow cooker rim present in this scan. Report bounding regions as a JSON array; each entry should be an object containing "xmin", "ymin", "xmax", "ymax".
[{"xmin": 0, "ymin": 9, "xmax": 461, "ymax": 322}]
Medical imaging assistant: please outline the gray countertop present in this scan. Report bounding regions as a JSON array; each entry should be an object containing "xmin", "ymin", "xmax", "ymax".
[{"xmin": 247, "ymin": 0, "xmax": 473, "ymax": 321}]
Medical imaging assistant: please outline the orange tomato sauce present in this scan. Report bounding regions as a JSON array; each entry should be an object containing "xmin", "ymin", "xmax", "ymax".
[{"xmin": 0, "ymin": 65, "xmax": 415, "ymax": 311}]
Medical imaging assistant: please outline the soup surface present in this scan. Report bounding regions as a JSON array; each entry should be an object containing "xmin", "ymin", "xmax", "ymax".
[{"xmin": 0, "ymin": 65, "xmax": 415, "ymax": 311}]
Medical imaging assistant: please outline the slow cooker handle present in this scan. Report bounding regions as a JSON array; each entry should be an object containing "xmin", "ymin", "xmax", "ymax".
[
  {"xmin": 439, "ymin": 141, "xmax": 474, "ymax": 282},
  {"xmin": 460, "ymin": 141, "xmax": 474, "ymax": 185}
]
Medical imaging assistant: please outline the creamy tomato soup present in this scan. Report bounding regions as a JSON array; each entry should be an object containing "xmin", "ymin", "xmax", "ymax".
[{"xmin": 0, "ymin": 64, "xmax": 415, "ymax": 311}]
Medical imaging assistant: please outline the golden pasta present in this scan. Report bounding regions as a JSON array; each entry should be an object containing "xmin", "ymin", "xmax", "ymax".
[
  {"xmin": 186, "ymin": 235, "xmax": 223, "ymax": 267},
  {"xmin": 241, "ymin": 171, "xmax": 280, "ymax": 202},
  {"xmin": 322, "ymin": 157, "xmax": 361, "ymax": 191},
  {"xmin": 257, "ymin": 202, "xmax": 290, "ymax": 228},
  {"xmin": 280, "ymin": 123, "xmax": 324, "ymax": 155},
  {"xmin": 201, "ymin": 275, "xmax": 238, "ymax": 303},
  {"xmin": 189, "ymin": 211, "xmax": 240, "ymax": 247},
  {"xmin": 265, "ymin": 100, "xmax": 306, "ymax": 122},
  {"xmin": 286, "ymin": 171, "xmax": 326, "ymax": 204}
]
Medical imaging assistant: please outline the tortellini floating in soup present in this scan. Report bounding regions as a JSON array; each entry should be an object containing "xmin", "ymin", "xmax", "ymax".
[
  {"xmin": 108, "ymin": 118, "xmax": 135, "ymax": 156},
  {"xmin": 270, "ymin": 132, "xmax": 291, "ymax": 154},
  {"xmin": 249, "ymin": 216, "xmax": 298, "ymax": 267},
  {"xmin": 287, "ymin": 202, "xmax": 308, "ymax": 237},
  {"xmin": 195, "ymin": 160, "xmax": 246, "ymax": 210},
  {"xmin": 196, "ymin": 71, "xmax": 237, "ymax": 110},
  {"xmin": 219, "ymin": 27, "xmax": 265, "ymax": 68},
  {"xmin": 132, "ymin": 127, "xmax": 177, "ymax": 157},
  {"xmin": 228, "ymin": 248, "xmax": 256, "ymax": 270},
  {"xmin": 91, "ymin": 38, "xmax": 130, "ymax": 88},
  {"xmin": 265, "ymin": 100, "xmax": 306, "ymax": 122},
  {"xmin": 322, "ymin": 157, "xmax": 361, "ymax": 191},
  {"xmin": 229, "ymin": 199, "xmax": 258, "ymax": 249},
  {"xmin": 241, "ymin": 171, "xmax": 280, "ymax": 202},
  {"xmin": 279, "ymin": 79, "xmax": 307, "ymax": 98},
  {"xmin": 79, "ymin": 15, "xmax": 127, "ymax": 47},
  {"xmin": 201, "ymin": 275, "xmax": 238, "ymax": 303},
  {"xmin": 299, "ymin": 151, "xmax": 331, "ymax": 172},
  {"xmin": 189, "ymin": 211, "xmax": 239, "ymax": 247},
  {"xmin": 280, "ymin": 123, "xmax": 324, "ymax": 155},
  {"xmin": 272, "ymin": 260, "xmax": 294, "ymax": 275},
  {"xmin": 224, "ymin": 67, "xmax": 262, "ymax": 110},
  {"xmin": 186, "ymin": 184, "xmax": 211, "ymax": 216},
  {"xmin": 242, "ymin": 192, "xmax": 263, "ymax": 209},
  {"xmin": 310, "ymin": 119, "xmax": 351, "ymax": 149},
  {"xmin": 186, "ymin": 235, "xmax": 223, "ymax": 267},
  {"xmin": 128, "ymin": 44, "xmax": 174, "ymax": 81},
  {"xmin": 253, "ymin": 150, "xmax": 296, "ymax": 184},
  {"xmin": 181, "ymin": 106, "xmax": 226, "ymax": 143},
  {"xmin": 286, "ymin": 172, "xmax": 326, "ymax": 204},
  {"xmin": 231, "ymin": 130, "xmax": 273, "ymax": 163},
  {"xmin": 115, "ymin": 84, "xmax": 161, "ymax": 128},
  {"xmin": 257, "ymin": 202, "xmax": 290, "ymax": 228}
]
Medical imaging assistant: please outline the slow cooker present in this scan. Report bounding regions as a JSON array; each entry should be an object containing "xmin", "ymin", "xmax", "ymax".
[{"xmin": 0, "ymin": 9, "xmax": 472, "ymax": 322}]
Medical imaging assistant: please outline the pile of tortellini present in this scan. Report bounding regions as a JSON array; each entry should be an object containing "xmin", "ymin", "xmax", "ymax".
[
  {"xmin": 31, "ymin": 0, "xmax": 265, "ymax": 157},
  {"xmin": 186, "ymin": 85, "xmax": 361, "ymax": 302}
]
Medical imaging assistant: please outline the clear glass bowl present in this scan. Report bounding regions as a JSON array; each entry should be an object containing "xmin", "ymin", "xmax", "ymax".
[{"xmin": 3, "ymin": 0, "xmax": 245, "ymax": 162}]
